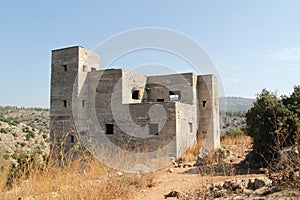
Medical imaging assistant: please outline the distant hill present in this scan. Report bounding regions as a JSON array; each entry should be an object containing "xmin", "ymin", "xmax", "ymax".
[
  {"xmin": 219, "ymin": 97, "xmax": 255, "ymax": 112},
  {"xmin": 0, "ymin": 106, "xmax": 49, "ymax": 169}
]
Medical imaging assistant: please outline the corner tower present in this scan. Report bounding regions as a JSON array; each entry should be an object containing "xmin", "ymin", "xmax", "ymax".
[
  {"xmin": 50, "ymin": 46, "xmax": 99, "ymax": 153},
  {"xmin": 197, "ymin": 75, "xmax": 220, "ymax": 149}
]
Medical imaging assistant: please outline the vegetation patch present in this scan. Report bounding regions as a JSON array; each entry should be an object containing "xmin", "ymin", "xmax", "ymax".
[
  {"xmin": 0, "ymin": 128, "xmax": 8, "ymax": 134},
  {"xmin": 246, "ymin": 86, "xmax": 300, "ymax": 189}
]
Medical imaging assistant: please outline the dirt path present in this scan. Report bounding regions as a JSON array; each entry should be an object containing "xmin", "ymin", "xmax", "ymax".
[
  {"xmin": 134, "ymin": 136, "xmax": 264, "ymax": 200},
  {"xmin": 135, "ymin": 167, "xmax": 201, "ymax": 200},
  {"xmin": 134, "ymin": 166, "xmax": 265, "ymax": 200}
]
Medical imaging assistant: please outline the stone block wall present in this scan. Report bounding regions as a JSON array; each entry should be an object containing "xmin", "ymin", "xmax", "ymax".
[{"xmin": 50, "ymin": 46, "xmax": 220, "ymax": 160}]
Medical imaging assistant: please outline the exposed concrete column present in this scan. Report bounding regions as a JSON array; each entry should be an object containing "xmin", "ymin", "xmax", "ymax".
[{"xmin": 197, "ymin": 75, "xmax": 220, "ymax": 149}]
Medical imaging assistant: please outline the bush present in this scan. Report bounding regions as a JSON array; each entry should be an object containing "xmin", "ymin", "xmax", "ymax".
[
  {"xmin": 0, "ymin": 116, "xmax": 20, "ymax": 126},
  {"xmin": 225, "ymin": 128, "xmax": 245, "ymax": 137},
  {"xmin": 0, "ymin": 128, "xmax": 8, "ymax": 134},
  {"xmin": 246, "ymin": 87, "xmax": 299, "ymax": 164},
  {"xmin": 22, "ymin": 127, "xmax": 30, "ymax": 133},
  {"xmin": 25, "ymin": 131, "xmax": 35, "ymax": 141},
  {"xmin": 245, "ymin": 87, "xmax": 300, "ymax": 190}
]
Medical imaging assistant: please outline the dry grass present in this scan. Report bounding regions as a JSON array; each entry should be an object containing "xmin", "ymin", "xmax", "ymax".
[
  {"xmin": 179, "ymin": 141, "xmax": 202, "ymax": 162},
  {"xmin": 221, "ymin": 134, "xmax": 252, "ymax": 146},
  {"xmin": 179, "ymin": 135, "xmax": 252, "ymax": 163},
  {"xmin": 0, "ymin": 153, "xmax": 155, "ymax": 200}
]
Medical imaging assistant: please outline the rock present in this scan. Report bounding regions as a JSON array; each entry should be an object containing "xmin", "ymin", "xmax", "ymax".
[
  {"xmin": 214, "ymin": 183, "xmax": 223, "ymax": 191},
  {"xmin": 170, "ymin": 157, "xmax": 179, "ymax": 167},
  {"xmin": 172, "ymin": 160, "xmax": 179, "ymax": 167},
  {"xmin": 199, "ymin": 163, "xmax": 235, "ymax": 176},
  {"xmin": 183, "ymin": 162, "xmax": 194, "ymax": 168},
  {"xmin": 116, "ymin": 171, "xmax": 123, "ymax": 176},
  {"xmin": 242, "ymin": 188, "xmax": 254, "ymax": 196},
  {"xmin": 278, "ymin": 145, "xmax": 300, "ymax": 169},
  {"xmin": 223, "ymin": 180, "xmax": 241, "ymax": 192},
  {"xmin": 249, "ymin": 193, "xmax": 262, "ymax": 198},
  {"xmin": 196, "ymin": 148, "xmax": 210, "ymax": 165},
  {"xmin": 254, "ymin": 186, "xmax": 272, "ymax": 196},
  {"xmin": 168, "ymin": 168, "xmax": 173, "ymax": 173},
  {"xmin": 247, "ymin": 178, "xmax": 266, "ymax": 191},
  {"xmin": 213, "ymin": 189, "xmax": 228, "ymax": 198},
  {"xmin": 164, "ymin": 190, "xmax": 180, "ymax": 199}
]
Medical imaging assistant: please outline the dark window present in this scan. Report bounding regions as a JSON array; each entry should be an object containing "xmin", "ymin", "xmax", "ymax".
[
  {"xmin": 189, "ymin": 123, "xmax": 193, "ymax": 133},
  {"xmin": 157, "ymin": 99, "xmax": 164, "ymax": 102},
  {"xmin": 62, "ymin": 64, "xmax": 67, "ymax": 71},
  {"xmin": 132, "ymin": 90, "xmax": 139, "ymax": 100},
  {"xmin": 70, "ymin": 135, "xmax": 75, "ymax": 143},
  {"xmin": 149, "ymin": 124, "xmax": 159, "ymax": 135},
  {"xmin": 83, "ymin": 65, "xmax": 88, "ymax": 72},
  {"xmin": 202, "ymin": 101, "xmax": 207, "ymax": 107},
  {"xmin": 82, "ymin": 100, "xmax": 85, "ymax": 107},
  {"xmin": 169, "ymin": 91, "xmax": 181, "ymax": 101},
  {"xmin": 63, "ymin": 100, "xmax": 67, "ymax": 107},
  {"xmin": 91, "ymin": 67, "xmax": 96, "ymax": 71},
  {"xmin": 105, "ymin": 124, "xmax": 114, "ymax": 135}
]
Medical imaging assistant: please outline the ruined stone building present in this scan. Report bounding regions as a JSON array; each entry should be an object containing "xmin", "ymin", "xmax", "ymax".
[{"xmin": 50, "ymin": 46, "xmax": 220, "ymax": 159}]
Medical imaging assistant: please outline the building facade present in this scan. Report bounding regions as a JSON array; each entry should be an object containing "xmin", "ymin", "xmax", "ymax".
[{"xmin": 50, "ymin": 46, "xmax": 220, "ymax": 159}]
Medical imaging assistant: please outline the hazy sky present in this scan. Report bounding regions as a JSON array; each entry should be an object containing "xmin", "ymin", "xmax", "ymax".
[{"xmin": 0, "ymin": 1, "xmax": 300, "ymax": 107}]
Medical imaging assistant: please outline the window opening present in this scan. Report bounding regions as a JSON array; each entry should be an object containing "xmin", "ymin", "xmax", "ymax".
[
  {"xmin": 132, "ymin": 90, "xmax": 139, "ymax": 100},
  {"xmin": 62, "ymin": 64, "xmax": 67, "ymax": 71},
  {"xmin": 149, "ymin": 124, "xmax": 159, "ymax": 135},
  {"xmin": 63, "ymin": 100, "xmax": 67, "ymax": 107},
  {"xmin": 189, "ymin": 122, "xmax": 193, "ymax": 133},
  {"xmin": 169, "ymin": 91, "xmax": 181, "ymax": 101},
  {"xmin": 105, "ymin": 124, "xmax": 114, "ymax": 135},
  {"xmin": 83, "ymin": 65, "xmax": 88, "ymax": 72}
]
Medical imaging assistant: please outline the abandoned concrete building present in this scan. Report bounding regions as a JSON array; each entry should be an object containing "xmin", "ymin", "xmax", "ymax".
[{"xmin": 50, "ymin": 46, "xmax": 220, "ymax": 159}]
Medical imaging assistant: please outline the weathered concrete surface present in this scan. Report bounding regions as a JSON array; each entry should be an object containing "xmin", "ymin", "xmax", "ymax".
[{"xmin": 50, "ymin": 46, "xmax": 220, "ymax": 158}]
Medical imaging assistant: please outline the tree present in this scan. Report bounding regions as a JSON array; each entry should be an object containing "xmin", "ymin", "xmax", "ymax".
[{"xmin": 246, "ymin": 89, "xmax": 296, "ymax": 164}]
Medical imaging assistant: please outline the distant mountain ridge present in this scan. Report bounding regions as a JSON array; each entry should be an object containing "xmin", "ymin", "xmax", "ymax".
[{"xmin": 219, "ymin": 97, "xmax": 255, "ymax": 112}]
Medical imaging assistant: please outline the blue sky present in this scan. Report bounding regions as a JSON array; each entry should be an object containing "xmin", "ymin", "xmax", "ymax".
[{"xmin": 0, "ymin": 1, "xmax": 300, "ymax": 107}]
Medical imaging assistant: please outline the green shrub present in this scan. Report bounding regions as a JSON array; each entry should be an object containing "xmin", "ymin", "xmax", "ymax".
[
  {"xmin": 25, "ymin": 131, "xmax": 35, "ymax": 141},
  {"xmin": 0, "ymin": 128, "xmax": 8, "ymax": 134},
  {"xmin": 246, "ymin": 87, "xmax": 300, "ymax": 164},
  {"xmin": 0, "ymin": 116, "xmax": 20, "ymax": 126},
  {"xmin": 226, "ymin": 128, "xmax": 245, "ymax": 137},
  {"xmin": 22, "ymin": 127, "xmax": 30, "ymax": 133}
]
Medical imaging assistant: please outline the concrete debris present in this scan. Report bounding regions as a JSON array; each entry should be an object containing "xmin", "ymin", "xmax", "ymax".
[{"xmin": 196, "ymin": 148, "xmax": 210, "ymax": 165}]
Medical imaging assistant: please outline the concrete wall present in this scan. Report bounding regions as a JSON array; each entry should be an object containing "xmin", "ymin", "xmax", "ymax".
[
  {"xmin": 197, "ymin": 75, "xmax": 220, "ymax": 149},
  {"xmin": 50, "ymin": 46, "xmax": 99, "ymax": 151},
  {"xmin": 146, "ymin": 73, "xmax": 194, "ymax": 104},
  {"xmin": 88, "ymin": 69, "xmax": 177, "ymax": 154},
  {"xmin": 175, "ymin": 103, "xmax": 198, "ymax": 157},
  {"xmin": 50, "ymin": 46, "xmax": 220, "ymax": 160},
  {"xmin": 106, "ymin": 102, "xmax": 177, "ymax": 154},
  {"xmin": 50, "ymin": 46, "xmax": 79, "ymax": 149},
  {"xmin": 122, "ymin": 69, "xmax": 147, "ymax": 104}
]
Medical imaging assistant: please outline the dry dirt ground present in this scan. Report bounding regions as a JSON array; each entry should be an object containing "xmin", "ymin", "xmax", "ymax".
[{"xmin": 134, "ymin": 136, "xmax": 300, "ymax": 200}]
